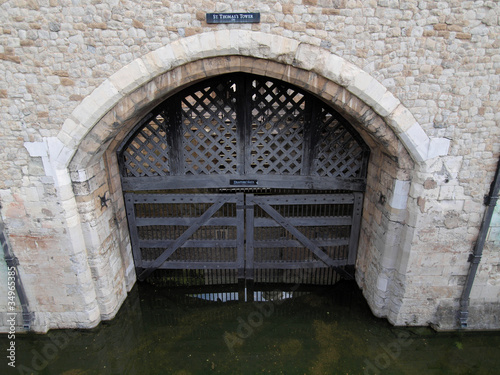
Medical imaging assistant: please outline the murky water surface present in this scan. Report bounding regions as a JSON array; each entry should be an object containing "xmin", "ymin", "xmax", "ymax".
[{"xmin": 2, "ymin": 280, "xmax": 500, "ymax": 375}]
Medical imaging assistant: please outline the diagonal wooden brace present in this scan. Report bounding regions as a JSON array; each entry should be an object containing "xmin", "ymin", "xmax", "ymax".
[
  {"xmin": 138, "ymin": 197, "xmax": 227, "ymax": 281},
  {"xmin": 255, "ymin": 200, "xmax": 337, "ymax": 268}
]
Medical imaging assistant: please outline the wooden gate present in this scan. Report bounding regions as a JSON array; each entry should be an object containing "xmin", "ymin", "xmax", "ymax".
[{"xmin": 118, "ymin": 73, "xmax": 370, "ymax": 284}]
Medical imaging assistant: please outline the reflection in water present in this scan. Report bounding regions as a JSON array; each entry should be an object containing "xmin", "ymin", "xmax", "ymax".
[
  {"xmin": 190, "ymin": 286, "xmax": 304, "ymax": 303},
  {"xmin": 1, "ymin": 280, "xmax": 500, "ymax": 374}
]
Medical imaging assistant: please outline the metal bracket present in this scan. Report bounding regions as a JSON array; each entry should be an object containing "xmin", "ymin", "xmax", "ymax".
[
  {"xmin": 468, "ymin": 253, "xmax": 482, "ymax": 264},
  {"xmin": 458, "ymin": 309, "xmax": 469, "ymax": 328},
  {"xmin": 4, "ymin": 255, "xmax": 19, "ymax": 267},
  {"xmin": 22, "ymin": 311, "xmax": 34, "ymax": 330},
  {"xmin": 484, "ymin": 194, "xmax": 499, "ymax": 206}
]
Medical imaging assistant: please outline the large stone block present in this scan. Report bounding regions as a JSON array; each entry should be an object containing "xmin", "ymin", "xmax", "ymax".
[{"xmin": 109, "ymin": 59, "xmax": 151, "ymax": 95}]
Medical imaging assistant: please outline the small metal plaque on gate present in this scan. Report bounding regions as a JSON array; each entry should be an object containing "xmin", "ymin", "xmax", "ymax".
[
  {"xmin": 230, "ymin": 179, "xmax": 258, "ymax": 186},
  {"xmin": 206, "ymin": 13, "xmax": 261, "ymax": 24}
]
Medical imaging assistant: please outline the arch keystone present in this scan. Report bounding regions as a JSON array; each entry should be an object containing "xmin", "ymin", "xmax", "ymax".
[
  {"xmin": 213, "ymin": 30, "xmax": 239, "ymax": 55},
  {"xmin": 178, "ymin": 33, "xmax": 207, "ymax": 59}
]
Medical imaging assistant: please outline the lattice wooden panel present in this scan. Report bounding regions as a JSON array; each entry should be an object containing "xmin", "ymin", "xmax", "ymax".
[
  {"xmin": 313, "ymin": 107, "xmax": 366, "ymax": 179},
  {"xmin": 180, "ymin": 80, "xmax": 239, "ymax": 175},
  {"xmin": 249, "ymin": 78, "xmax": 306, "ymax": 175},
  {"xmin": 120, "ymin": 73, "xmax": 369, "ymax": 182},
  {"xmin": 122, "ymin": 115, "xmax": 170, "ymax": 177}
]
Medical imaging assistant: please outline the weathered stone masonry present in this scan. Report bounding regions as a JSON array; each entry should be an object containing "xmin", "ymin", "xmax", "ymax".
[{"xmin": 0, "ymin": 0, "xmax": 498, "ymax": 332}]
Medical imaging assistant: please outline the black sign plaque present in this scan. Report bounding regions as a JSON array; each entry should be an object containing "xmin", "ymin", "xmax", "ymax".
[
  {"xmin": 206, "ymin": 13, "xmax": 261, "ymax": 24},
  {"xmin": 230, "ymin": 179, "xmax": 258, "ymax": 186}
]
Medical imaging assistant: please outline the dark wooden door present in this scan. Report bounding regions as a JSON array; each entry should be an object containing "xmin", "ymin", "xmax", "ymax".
[{"xmin": 125, "ymin": 189, "xmax": 362, "ymax": 282}]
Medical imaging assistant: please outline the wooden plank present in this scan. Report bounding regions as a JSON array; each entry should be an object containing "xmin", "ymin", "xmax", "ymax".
[
  {"xmin": 141, "ymin": 261, "xmax": 239, "ymax": 269},
  {"xmin": 131, "ymin": 193, "xmax": 236, "ymax": 204},
  {"xmin": 137, "ymin": 196, "xmax": 228, "ymax": 280},
  {"xmin": 252, "ymin": 199, "xmax": 338, "ymax": 268},
  {"xmin": 254, "ymin": 238, "xmax": 349, "ymax": 248},
  {"xmin": 253, "ymin": 260, "xmax": 347, "ymax": 269},
  {"xmin": 122, "ymin": 174, "xmax": 367, "ymax": 192},
  {"xmin": 124, "ymin": 193, "xmax": 143, "ymax": 268},
  {"xmin": 253, "ymin": 194, "xmax": 354, "ymax": 205},
  {"xmin": 135, "ymin": 217, "xmax": 238, "ymax": 227},
  {"xmin": 348, "ymin": 192, "xmax": 364, "ymax": 264},
  {"xmin": 139, "ymin": 239, "xmax": 238, "ymax": 248},
  {"xmin": 253, "ymin": 216, "xmax": 352, "ymax": 227}
]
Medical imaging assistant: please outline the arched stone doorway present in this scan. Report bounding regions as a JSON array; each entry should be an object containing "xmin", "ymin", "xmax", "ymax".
[
  {"xmin": 117, "ymin": 72, "xmax": 370, "ymax": 284},
  {"xmin": 26, "ymin": 30, "xmax": 450, "ymax": 331}
]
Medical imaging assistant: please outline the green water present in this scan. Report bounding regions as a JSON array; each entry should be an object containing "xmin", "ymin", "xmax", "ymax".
[{"xmin": 2, "ymin": 280, "xmax": 500, "ymax": 375}]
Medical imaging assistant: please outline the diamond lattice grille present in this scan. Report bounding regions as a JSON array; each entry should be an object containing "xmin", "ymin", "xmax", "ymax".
[
  {"xmin": 180, "ymin": 81, "xmax": 238, "ymax": 175},
  {"xmin": 122, "ymin": 116, "xmax": 170, "ymax": 177},
  {"xmin": 249, "ymin": 79, "xmax": 306, "ymax": 175},
  {"xmin": 313, "ymin": 108, "xmax": 365, "ymax": 179},
  {"xmin": 120, "ymin": 73, "xmax": 369, "ymax": 182}
]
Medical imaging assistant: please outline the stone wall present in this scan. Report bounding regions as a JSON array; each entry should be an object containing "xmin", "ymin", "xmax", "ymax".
[{"xmin": 0, "ymin": 0, "xmax": 498, "ymax": 332}]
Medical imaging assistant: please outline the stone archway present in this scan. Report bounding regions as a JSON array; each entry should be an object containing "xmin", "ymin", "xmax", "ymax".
[{"xmin": 25, "ymin": 30, "xmax": 450, "ymax": 330}]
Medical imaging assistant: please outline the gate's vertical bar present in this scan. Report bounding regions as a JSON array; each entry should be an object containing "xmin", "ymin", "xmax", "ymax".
[
  {"xmin": 166, "ymin": 96, "xmax": 184, "ymax": 175},
  {"xmin": 125, "ymin": 193, "xmax": 143, "ymax": 275},
  {"xmin": 245, "ymin": 194, "xmax": 255, "ymax": 280},
  {"xmin": 236, "ymin": 192, "xmax": 245, "ymax": 300},
  {"xmin": 301, "ymin": 94, "xmax": 316, "ymax": 176},
  {"xmin": 348, "ymin": 192, "xmax": 364, "ymax": 265},
  {"xmin": 235, "ymin": 74, "xmax": 250, "ymax": 175},
  {"xmin": 246, "ymin": 194, "xmax": 255, "ymax": 302},
  {"xmin": 236, "ymin": 193, "xmax": 245, "ymax": 281}
]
